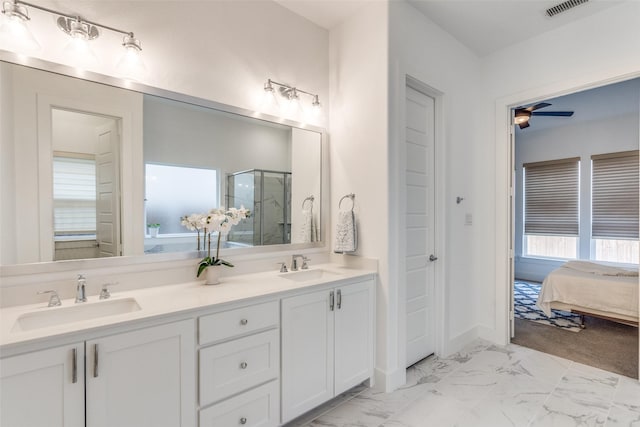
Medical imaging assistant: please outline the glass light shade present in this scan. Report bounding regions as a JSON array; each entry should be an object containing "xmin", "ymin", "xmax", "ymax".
[
  {"xmin": 260, "ymin": 86, "xmax": 279, "ymax": 110},
  {"xmin": 514, "ymin": 112, "xmax": 530, "ymax": 124},
  {"xmin": 115, "ymin": 44, "xmax": 147, "ymax": 81},
  {"xmin": 64, "ymin": 36, "xmax": 99, "ymax": 70},
  {"xmin": 282, "ymin": 90, "xmax": 303, "ymax": 116},
  {"xmin": 0, "ymin": 12, "xmax": 40, "ymax": 53}
]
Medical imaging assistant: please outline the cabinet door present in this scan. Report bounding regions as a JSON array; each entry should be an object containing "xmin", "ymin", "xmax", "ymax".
[
  {"xmin": 334, "ymin": 279, "xmax": 375, "ymax": 395},
  {"xmin": 86, "ymin": 320, "xmax": 196, "ymax": 427},
  {"xmin": 281, "ymin": 289, "xmax": 334, "ymax": 423},
  {"xmin": 1, "ymin": 343, "xmax": 84, "ymax": 427}
]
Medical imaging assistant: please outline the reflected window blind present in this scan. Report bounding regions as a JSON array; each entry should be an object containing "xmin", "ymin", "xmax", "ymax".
[
  {"xmin": 591, "ymin": 150, "xmax": 639, "ymax": 239},
  {"xmin": 53, "ymin": 156, "xmax": 96, "ymax": 234},
  {"xmin": 524, "ymin": 157, "xmax": 580, "ymax": 236}
]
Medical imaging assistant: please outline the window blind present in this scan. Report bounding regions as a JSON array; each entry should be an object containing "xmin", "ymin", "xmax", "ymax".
[
  {"xmin": 53, "ymin": 156, "xmax": 96, "ymax": 234},
  {"xmin": 591, "ymin": 150, "xmax": 639, "ymax": 239},
  {"xmin": 524, "ymin": 157, "xmax": 580, "ymax": 236}
]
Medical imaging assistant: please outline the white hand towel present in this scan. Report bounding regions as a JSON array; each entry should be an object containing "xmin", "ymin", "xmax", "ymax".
[
  {"xmin": 334, "ymin": 210, "xmax": 357, "ymax": 253},
  {"xmin": 300, "ymin": 208, "xmax": 313, "ymax": 243}
]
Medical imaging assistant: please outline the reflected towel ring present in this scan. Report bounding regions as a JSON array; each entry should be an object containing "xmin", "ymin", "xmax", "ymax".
[
  {"xmin": 339, "ymin": 193, "xmax": 355, "ymax": 211},
  {"xmin": 302, "ymin": 195, "xmax": 315, "ymax": 209}
]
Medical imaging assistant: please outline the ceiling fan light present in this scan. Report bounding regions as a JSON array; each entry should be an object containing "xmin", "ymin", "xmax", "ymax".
[{"xmin": 514, "ymin": 111, "xmax": 530, "ymax": 125}]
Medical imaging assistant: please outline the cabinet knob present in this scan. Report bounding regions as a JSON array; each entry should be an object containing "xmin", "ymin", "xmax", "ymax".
[
  {"xmin": 240, "ymin": 361, "xmax": 248, "ymax": 369},
  {"xmin": 240, "ymin": 318, "xmax": 248, "ymax": 326},
  {"xmin": 240, "ymin": 417, "xmax": 247, "ymax": 425}
]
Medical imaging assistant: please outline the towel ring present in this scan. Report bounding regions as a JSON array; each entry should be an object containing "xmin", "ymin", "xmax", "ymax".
[
  {"xmin": 302, "ymin": 195, "xmax": 314, "ymax": 209},
  {"xmin": 339, "ymin": 193, "xmax": 355, "ymax": 211}
]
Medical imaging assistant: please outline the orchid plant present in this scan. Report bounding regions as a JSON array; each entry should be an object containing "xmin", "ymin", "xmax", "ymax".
[{"xmin": 180, "ymin": 207, "xmax": 250, "ymax": 277}]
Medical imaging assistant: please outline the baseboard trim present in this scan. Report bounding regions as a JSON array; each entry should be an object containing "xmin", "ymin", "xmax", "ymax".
[
  {"xmin": 374, "ymin": 365, "xmax": 406, "ymax": 393},
  {"xmin": 443, "ymin": 326, "xmax": 480, "ymax": 356}
]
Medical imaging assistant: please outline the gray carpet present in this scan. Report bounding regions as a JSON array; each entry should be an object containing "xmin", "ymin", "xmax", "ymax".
[{"xmin": 512, "ymin": 317, "xmax": 638, "ymax": 379}]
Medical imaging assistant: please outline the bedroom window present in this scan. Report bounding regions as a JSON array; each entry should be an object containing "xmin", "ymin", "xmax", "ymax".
[
  {"xmin": 591, "ymin": 150, "xmax": 639, "ymax": 264},
  {"xmin": 523, "ymin": 157, "xmax": 580, "ymax": 260}
]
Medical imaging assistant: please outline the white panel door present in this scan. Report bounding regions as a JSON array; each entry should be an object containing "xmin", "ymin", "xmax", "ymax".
[
  {"xmin": 95, "ymin": 121, "xmax": 121, "ymax": 257},
  {"xmin": 281, "ymin": 289, "xmax": 334, "ymax": 423},
  {"xmin": 334, "ymin": 280, "xmax": 374, "ymax": 395},
  {"xmin": 0, "ymin": 343, "xmax": 84, "ymax": 427},
  {"xmin": 405, "ymin": 86, "xmax": 436, "ymax": 367},
  {"xmin": 86, "ymin": 320, "xmax": 195, "ymax": 427}
]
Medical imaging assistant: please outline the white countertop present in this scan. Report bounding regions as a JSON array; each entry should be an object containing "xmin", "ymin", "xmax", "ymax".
[{"xmin": 0, "ymin": 263, "xmax": 375, "ymax": 349}]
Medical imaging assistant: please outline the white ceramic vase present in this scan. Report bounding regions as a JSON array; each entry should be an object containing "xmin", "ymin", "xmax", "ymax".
[{"xmin": 204, "ymin": 266, "xmax": 221, "ymax": 285}]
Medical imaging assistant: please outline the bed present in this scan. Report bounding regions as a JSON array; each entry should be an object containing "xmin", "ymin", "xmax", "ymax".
[{"xmin": 536, "ymin": 260, "xmax": 639, "ymax": 328}]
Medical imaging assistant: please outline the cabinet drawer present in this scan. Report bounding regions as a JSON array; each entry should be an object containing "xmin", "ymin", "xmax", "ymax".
[
  {"xmin": 199, "ymin": 380, "xmax": 279, "ymax": 427},
  {"xmin": 199, "ymin": 301, "xmax": 279, "ymax": 345},
  {"xmin": 200, "ymin": 329, "xmax": 279, "ymax": 406}
]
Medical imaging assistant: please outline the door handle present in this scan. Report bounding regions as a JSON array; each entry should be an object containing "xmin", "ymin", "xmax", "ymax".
[
  {"xmin": 429, "ymin": 254, "xmax": 438, "ymax": 262},
  {"xmin": 336, "ymin": 289, "xmax": 342, "ymax": 310},
  {"xmin": 329, "ymin": 290, "xmax": 335, "ymax": 311}
]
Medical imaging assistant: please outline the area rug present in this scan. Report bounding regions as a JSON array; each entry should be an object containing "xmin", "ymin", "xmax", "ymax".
[{"xmin": 514, "ymin": 281, "xmax": 582, "ymax": 332}]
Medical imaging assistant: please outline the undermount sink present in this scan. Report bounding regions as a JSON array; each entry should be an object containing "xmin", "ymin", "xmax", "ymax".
[
  {"xmin": 12, "ymin": 298, "xmax": 141, "ymax": 332},
  {"xmin": 279, "ymin": 269, "xmax": 341, "ymax": 282}
]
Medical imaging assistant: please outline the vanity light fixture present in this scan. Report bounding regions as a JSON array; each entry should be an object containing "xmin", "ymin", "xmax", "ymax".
[
  {"xmin": 263, "ymin": 78, "xmax": 321, "ymax": 115},
  {"xmin": 0, "ymin": 0, "xmax": 146, "ymax": 78},
  {"xmin": 0, "ymin": 0, "xmax": 40, "ymax": 52}
]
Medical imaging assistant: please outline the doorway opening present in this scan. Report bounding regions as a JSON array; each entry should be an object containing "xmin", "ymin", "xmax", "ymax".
[
  {"xmin": 51, "ymin": 109, "xmax": 121, "ymax": 261},
  {"xmin": 507, "ymin": 78, "xmax": 640, "ymax": 379}
]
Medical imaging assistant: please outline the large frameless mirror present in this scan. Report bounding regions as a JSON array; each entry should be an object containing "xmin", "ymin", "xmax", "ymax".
[{"xmin": 0, "ymin": 60, "xmax": 323, "ymax": 267}]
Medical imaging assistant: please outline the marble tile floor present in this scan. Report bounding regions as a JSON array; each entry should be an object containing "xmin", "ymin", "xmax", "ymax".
[{"xmin": 286, "ymin": 339, "xmax": 640, "ymax": 427}]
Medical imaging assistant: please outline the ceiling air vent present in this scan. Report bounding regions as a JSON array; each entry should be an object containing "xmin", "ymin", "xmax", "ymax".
[{"xmin": 546, "ymin": 0, "xmax": 589, "ymax": 17}]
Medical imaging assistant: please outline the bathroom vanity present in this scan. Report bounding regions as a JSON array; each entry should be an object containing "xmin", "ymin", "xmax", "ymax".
[{"xmin": 0, "ymin": 264, "xmax": 375, "ymax": 427}]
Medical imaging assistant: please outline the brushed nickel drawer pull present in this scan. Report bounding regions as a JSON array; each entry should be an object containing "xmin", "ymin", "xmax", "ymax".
[
  {"xmin": 240, "ymin": 318, "xmax": 248, "ymax": 325},
  {"xmin": 240, "ymin": 361, "xmax": 248, "ymax": 369},
  {"xmin": 337, "ymin": 289, "xmax": 342, "ymax": 310},
  {"xmin": 72, "ymin": 348, "xmax": 77, "ymax": 384},
  {"xmin": 329, "ymin": 290, "xmax": 334, "ymax": 311},
  {"xmin": 93, "ymin": 344, "xmax": 99, "ymax": 378}
]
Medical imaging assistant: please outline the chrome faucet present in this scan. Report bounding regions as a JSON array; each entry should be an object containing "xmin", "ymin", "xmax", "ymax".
[
  {"xmin": 75, "ymin": 274, "xmax": 87, "ymax": 303},
  {"xmin": 291, "ymin": 254, "xmax": 305, "ymax": 271}
]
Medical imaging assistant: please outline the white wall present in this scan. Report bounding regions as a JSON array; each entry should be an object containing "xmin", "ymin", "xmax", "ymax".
[
  {"xmin": 1, "ymin": 1, "xmax": 330, "ymax": 305},
  {"xmin": 515, "ymin": 111, "xmax": 640, "ymax": 282},
  {"xmin": 0, "ymin": 1, "xmax": 329, "ymax": 128},
  {"xmin": 329, "ymin": 2, "xmax": 390, "ymax": 388},
  {"xmin": 387, "ymin": 0, "xmax": 483, "ymax": 387},
  {"xmin": 477, "ymin": 1, "xmax": 640, "ymax": 343}
]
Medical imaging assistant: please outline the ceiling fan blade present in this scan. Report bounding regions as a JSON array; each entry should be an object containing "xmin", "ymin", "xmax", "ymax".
[
  {"xmin": 518, "ymin": 121, "xmax": 530, "ymax": 129},
  {"xmin": 527, "ymin": 102, "xmax": 552, "ymax": 112},
  {"xmin": 531, "ymin": 111, "xmax": 574, "ymax": 117}
]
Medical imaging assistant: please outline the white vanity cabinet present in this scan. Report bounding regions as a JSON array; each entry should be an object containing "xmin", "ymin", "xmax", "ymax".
[
  {"xmin": 0, "ymin": 343, "xmax": 85, "ymax": 427},
  {"xmin": 198, "ymin": 300, "xmax": 280, "ymax": 427},
  {"xmin": 281, "ymin": 278, "xmax": 375, "ymax": 423},
  {"xmin": 85, "ymin": 319, "xmax": 195, "ymax": 427},
  {"xmin": 0, "ymin": 319, "xmax": 195, "ymax": 427}
]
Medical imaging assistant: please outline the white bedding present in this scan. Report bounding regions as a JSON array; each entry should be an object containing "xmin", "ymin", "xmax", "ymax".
[{"xmin": 536, "ymin": 261, "xmax": 639, "ymax": 318}]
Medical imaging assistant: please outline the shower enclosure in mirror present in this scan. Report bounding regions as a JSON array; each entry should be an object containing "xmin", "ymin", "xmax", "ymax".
[{"xmin": 227, "ymin": 169, "xmax": 292, "ymax": 246}]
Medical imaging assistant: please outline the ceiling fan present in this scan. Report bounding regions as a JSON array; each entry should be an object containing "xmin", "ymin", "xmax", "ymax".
[{"xmin": 514, "ymin": 102, "xmax": 574, "ymax": 129}]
